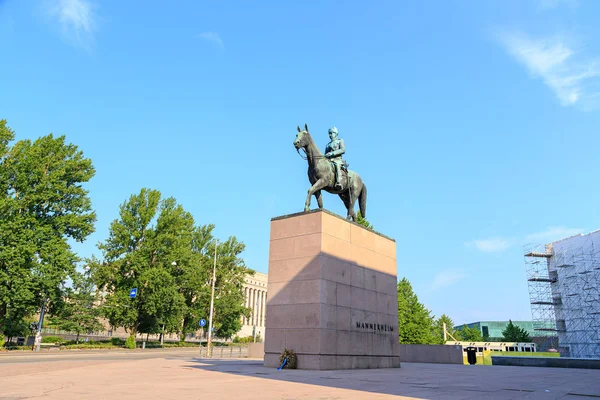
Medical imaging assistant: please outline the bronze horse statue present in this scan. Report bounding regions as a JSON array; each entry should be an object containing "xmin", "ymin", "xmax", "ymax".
[{"xmin": 293, "ymin": 124, "xmax": 367, "ymax": 222}]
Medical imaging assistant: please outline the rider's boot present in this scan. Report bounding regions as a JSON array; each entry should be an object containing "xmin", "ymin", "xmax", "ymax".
[{"xmin": 335, "ymin": 165, "xmax": 343, "ymax": 190}]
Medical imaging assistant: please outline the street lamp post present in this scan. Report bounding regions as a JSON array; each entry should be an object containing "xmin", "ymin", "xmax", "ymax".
[
  {"xmin": 206, "ymin": 239, "xmax": 218, "ymax": 357},
  {"xmin": 33, "ymin": 296, "xmax": 48, "ymax": 352}
]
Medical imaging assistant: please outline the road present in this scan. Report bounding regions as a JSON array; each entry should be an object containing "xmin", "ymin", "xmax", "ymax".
[{"xmin": 0, "ymin": 347, "xmax": 203, "ymax": 364}]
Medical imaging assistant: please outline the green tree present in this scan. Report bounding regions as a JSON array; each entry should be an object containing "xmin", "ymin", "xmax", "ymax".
[
  {"xmin": 91, "ymin": 188, "xmax": 250, "ymax": 341},
  {"xmin": 49, "ymin": 271, "xmax": 104, "ymax": 343},
  {"xmin": 397, "ymin": 277, "xmax": 436, "ymax": 344},
  {"xmin": 433, "ymin": 314, "xmax": 455, "ymax": 344},
  {"xmin": 355, "ymin": 211, "xmax": 373, "ymax": 230},
  {"xmin": 501, "ymin": 320, "xmax": 532, "ymax": 342},
  {"xmin": 209, "ymin": 237, "xmax": 252, "ymax": 339},
  {"xmin": 0, "ymin": 119, "xmax": 96, "ymax": 340},
  {"xmin": 91, "ymin": 188, "xmax": 186, "ymax": 338},
  {"xmin": 137, "ymin": 267, "xmax": 186, "ymax": 340},
  {"xmin": 178, "ymin": 224, "xmax": 214, "ymax": 339},
  {"xmin": 456, "ymin": 324, "xmax": 483, "ymax": 341}
]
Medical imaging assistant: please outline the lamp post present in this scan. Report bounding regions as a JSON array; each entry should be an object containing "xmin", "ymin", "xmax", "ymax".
[
  {"xmin": 206, "ymin": 239, "xmax": 218, "ymax": 357},
  {"xmin": 33, "ymin": 296, "xmax": 48, "ymax": 352}
]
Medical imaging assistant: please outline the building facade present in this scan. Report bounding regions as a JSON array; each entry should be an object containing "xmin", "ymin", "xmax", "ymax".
[
  {"xmin": 525, "ymin": 229, "xmax": 600, "ymax": 359},
  {"xmin": 237, "ymin": 271, "xmax": 268, "ymax": 339},
  {"xmin": 454, "ymin": 321, "xmax": 537, "ymax": 339}
]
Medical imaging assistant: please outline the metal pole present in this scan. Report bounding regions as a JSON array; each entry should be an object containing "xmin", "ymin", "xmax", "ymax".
[
  {"xmin": 206, "ymin": 239, "xmax": 218, "ymax": 357},
  {"xmin": 34, "ymin": 297, "xmax": 48, "ymax": 352},
  {"xmin": 443, "ymin": 322, "xmax": 447, "ymax": 342}
]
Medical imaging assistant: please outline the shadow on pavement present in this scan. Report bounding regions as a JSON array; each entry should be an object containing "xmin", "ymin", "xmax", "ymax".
[{"xmin": 182, "ymin": 358, "xmax": 600, "ymax": 399}]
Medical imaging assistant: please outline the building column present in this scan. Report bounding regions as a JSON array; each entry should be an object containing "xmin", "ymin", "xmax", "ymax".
[
  {"xmin": 258, "ymin": 291, "xmax": 263, "ymax": 327},
  {"xmin": 263, "ymin": 292, "xmax": 267, "ymax": 327},
  {"xmin": 258, "ymin": 290, "xmax": 265, "ymax": 326},
  {"xmin": 243, "ymin": 287, "xmax": 248, "ymax": 325},
  {"xmin": 252, "ymin": 289, "xmax": 256, "ymax": 326},
  {"xmin": 264, "ymin": 291, "xmax": 267, "ymax": 327}
]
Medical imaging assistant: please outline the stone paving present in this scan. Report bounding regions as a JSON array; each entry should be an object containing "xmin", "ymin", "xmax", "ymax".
[{"xmin": 1, "ymin": 353, "xmax": 600, "ymax": 399}]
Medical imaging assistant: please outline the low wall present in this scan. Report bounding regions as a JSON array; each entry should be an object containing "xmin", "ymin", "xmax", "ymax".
[
  {"xmin": 399, "ymin": 344, "xmax": 463, "ymax": 364},
  {"xmin": 492, "ymin": 356, "xmax": 600, "ymax": 369},
  {"xmin": 248, "ymin": 343, "xmax": 264, "ymax": 359}
]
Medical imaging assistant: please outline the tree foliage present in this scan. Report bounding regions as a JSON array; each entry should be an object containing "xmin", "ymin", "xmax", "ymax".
[
  {"xmin": 455, "ymin": 324, "xmax": 484, "ymax": 341},
  {"xmin": 91, "ymin": 188, "xmax": 251, "ymax": 340},
  {"xmin": 501, "ymin": 320, "xmax": 532, "ymax": 342},
  {"xmin": 0, "ymin": 119, "xmax": 96, "ymax": 338},
  {"xmin": 397, "ymin": 277, "xmax": 436, "ymax": 344},
  {"xmin": 355, "ymin": 211, "xmax": 373, "ymax": 230},
  {"xmin": 48, "ymin": 271, "xmax": 104, "ymax": 342},
  {"xmin": 433, "ymin": 314, "xmax": 455, "ymax": 344}
]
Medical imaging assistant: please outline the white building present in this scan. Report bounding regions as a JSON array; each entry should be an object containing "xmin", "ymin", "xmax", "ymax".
[
  {"xmin": 237, "ymin": 271, "xmax": 268, "ymax": 339},
  {"xmin": 525, "ymin": 229, "xmax": 600, "ymax": 359}
]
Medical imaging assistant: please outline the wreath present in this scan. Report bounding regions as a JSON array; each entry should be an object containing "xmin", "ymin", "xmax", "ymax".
[{"xmin": 279, "ymin": 348, "xmax": 297, "ymax": 369}]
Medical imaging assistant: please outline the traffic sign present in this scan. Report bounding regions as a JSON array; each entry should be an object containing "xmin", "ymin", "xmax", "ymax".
[
  {"xmin": 129, "ymin": 288, "xmax": 137, "ymax": 299},
  {"xmin": 199, "ymin": 319, "xmax": 206, "ymax": 327}
]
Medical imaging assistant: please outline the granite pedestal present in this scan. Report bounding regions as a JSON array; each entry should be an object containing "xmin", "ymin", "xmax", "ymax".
[{"xmin": 264, "ymin": 209, "xmax": 401, "ymax": 370}]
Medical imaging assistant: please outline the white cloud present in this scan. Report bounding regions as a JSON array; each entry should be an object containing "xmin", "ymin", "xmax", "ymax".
[
  {"xmin": 45, "ymin": 0, "xmax": 97, "ymax": 49},
  {"xmin": 497, "ymin": 31, "xmax": 600, "ymax": 110},
  {"xmin": 465, "ymin": 237, "xmax": 512, "ymax": 253},
  {"xmin": 199, "ymin": 32, "xmax": 224, "ymax": 51},
  {"xmin": 466, "ymin": 227, "xmax": 584, "ymax": 253},
  {"xmin": 525, "ymin": 226, "xmax": 583, "ymax": 244},
  {"xmin": 430, "ymin": 270, "xmax": 468, "ymax": 292}
]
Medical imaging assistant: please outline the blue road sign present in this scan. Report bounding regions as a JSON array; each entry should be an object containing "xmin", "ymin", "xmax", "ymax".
[
  {"xmin": 129, "ymin": 288, "xmax": 137, "ymax": 299},
  {"xmin": 199, "ymin": 319, "xmax": 206, "ymax": 327}
]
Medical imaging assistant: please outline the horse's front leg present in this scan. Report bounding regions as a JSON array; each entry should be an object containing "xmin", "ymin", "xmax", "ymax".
[
  {"xmin": 305, "ymin": 179, "xmax": 326, "ymax": 212},
  {"xmin": 315, "ymin": 190, "xmax": 323, "ymax": 209}
]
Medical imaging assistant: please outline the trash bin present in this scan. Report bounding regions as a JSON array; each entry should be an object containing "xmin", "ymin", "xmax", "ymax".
[{"xmin": 466, "ymin": 347, "xmax": 477, "ymax": 365}]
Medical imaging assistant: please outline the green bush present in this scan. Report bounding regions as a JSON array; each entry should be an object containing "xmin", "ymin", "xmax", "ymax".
[
  {"xmin": 0, "ymin": 336, "xmax": 4, "ymax": 349},
  {"xmin": 111, "ymin": 338, "xmax": 124, "ymax": 346},
  {"xmin": 41, "ymin": 336, "xmax": 65, "ymax": 344},
  {"xmin": 125, "ymin": 335, "xmax": 136, "ymax": 349},
  {"xmin": 232, "ymin": 335, "xmax": 257, "ymax": 344}
]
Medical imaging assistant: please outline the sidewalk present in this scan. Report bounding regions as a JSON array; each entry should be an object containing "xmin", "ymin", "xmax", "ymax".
[{"xmin": 1, "ymin": 356, "xmax": 599, "ymax": 399}]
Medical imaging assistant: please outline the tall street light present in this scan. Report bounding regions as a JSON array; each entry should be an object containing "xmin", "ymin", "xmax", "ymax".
[{"xmin": 206, "ymin": 239, "xmax": 218, "ymax": 357}]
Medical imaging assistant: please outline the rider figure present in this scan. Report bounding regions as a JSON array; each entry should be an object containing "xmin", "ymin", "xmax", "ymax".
[{"xmin": 325, "ymin": 126, "xmax": 346, "ymax": 190}]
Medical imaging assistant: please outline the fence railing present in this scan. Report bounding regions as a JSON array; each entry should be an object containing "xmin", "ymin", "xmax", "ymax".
[{"xmin": 199, "ymin": 346, "xmax": 249, "ymax": 358}]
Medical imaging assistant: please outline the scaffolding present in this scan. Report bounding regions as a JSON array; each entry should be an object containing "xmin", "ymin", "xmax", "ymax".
[{"xmin": 524, "ymin": 231, "xmax": 600, "ymax": 359}]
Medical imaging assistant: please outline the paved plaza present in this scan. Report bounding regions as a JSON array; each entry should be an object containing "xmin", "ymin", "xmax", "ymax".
[{"xmin": 1, "ymin": 350, "xmax": 600, "ymax": 399}]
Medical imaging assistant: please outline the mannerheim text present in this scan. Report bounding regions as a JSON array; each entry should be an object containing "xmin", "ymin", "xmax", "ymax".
[{"xmin": 356, "ymin": 321, "xmax": 394, "ymax": 332}]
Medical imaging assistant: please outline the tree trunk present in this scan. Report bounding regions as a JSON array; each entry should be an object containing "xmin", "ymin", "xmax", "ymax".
[
  {"xmin": 161, "ymin": 324, "xmax": 165, "ymax": 346},
  {"xmin": 76, "ymin": 332, "xmax": 80, "ymax": 344}
]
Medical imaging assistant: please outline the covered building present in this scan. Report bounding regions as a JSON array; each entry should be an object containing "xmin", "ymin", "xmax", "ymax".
[{"xmin": 525, "ymin": 229, "xmax": 600, "ymax": 358}]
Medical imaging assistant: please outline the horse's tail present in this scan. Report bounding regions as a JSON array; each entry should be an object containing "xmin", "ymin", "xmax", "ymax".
[{"xmin": 359, "ymin": 183, "xmax": 367, "ymax": 219}]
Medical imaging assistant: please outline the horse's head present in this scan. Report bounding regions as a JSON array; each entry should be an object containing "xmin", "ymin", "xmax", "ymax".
[{"xmin": 294, "ymin": 123, "xmax": 310, "ymax": 149}]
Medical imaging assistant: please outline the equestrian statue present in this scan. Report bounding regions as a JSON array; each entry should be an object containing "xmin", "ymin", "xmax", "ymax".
[{"xmin": 293, "ymin": 123, "xmax": 367, "ymax": 222}]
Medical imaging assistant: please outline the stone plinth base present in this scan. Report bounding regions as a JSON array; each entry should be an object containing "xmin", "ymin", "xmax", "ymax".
[{"xmin": 263, "ymin": 209, "xmax": 400, "ymax": 370}]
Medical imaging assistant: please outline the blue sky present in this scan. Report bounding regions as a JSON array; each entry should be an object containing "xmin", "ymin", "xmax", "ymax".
[{"xmin": 1, "ymin": 0, "xmax": 600, "ymax": 325}]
